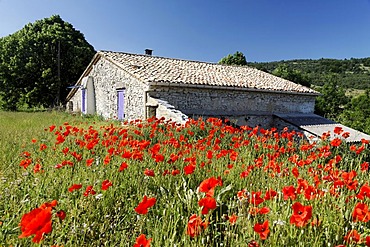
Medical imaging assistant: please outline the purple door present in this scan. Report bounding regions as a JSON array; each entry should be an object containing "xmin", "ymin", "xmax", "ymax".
[
  {"xmin": 81, "ymin": 88, "xmax": 86, "ymax": 113},
  {"xmin": 117, "ymin": 90, "xmax": 125, "ymax": 120}
]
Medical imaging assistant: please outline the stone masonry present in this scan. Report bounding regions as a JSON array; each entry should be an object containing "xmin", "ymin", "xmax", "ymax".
[
  {"xmin": 69, "ymin": 58, "xmax": 148, "ymax": 120},
  {"xmin": 148, "ymin": 86, "xmax": 316, "ymax": 128}
]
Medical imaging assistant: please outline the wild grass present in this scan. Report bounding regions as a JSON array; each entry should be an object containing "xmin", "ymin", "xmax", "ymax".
[{"xmin": 0, "ymin": 112, "xmax": 369, "ymax": 246}]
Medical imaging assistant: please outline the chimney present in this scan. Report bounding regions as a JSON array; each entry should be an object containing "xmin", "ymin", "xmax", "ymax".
[{"xmin": 145, "ymin": 49, "xmax": 153, "ymax": 56}]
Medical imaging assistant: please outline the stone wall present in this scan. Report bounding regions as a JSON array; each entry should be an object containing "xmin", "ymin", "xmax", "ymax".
[
  {"xmin": 148, "ymin": 86, "xmax": 315, "ymax": 114},
  {"xmin": 69, "ymin": 58, "xmax": 148, "ymax": 120},
  {"xmin": 148, "ymin": 86, "xmax": 316, "ymax": 128}
]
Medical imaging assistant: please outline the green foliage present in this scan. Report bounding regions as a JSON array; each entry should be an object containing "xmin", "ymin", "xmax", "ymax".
[
  {"xmin": 218, "ymin": 51, "xmax": 247, "ymax": 66},
  {"xmin": 314, "ymin": 75, "xmax": 349, "ymax": 120},
  {"xmin": 0, "ymin": 15, "xmax": 95, "ymax": 110},
  {"xmin": 249, "ymin": 57, "xmax": 370, "ymax": 90},
  {"xmin": 272, "ymin": 64, "xmax": 311, "ymax": 87},
  {"xmin": 338, "ymin": 90, "xmax": 370, "ymax": 134}
]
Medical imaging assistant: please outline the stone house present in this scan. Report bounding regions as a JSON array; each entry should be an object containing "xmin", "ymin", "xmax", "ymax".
[{"xmin": 66, "ymin": 50, "xmax": 370, "ymax": 142}]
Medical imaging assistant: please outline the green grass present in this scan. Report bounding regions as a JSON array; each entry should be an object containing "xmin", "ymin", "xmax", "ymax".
[{"xmin": 1, "ymin": 112, "xmax": 370, "ymax": 246}]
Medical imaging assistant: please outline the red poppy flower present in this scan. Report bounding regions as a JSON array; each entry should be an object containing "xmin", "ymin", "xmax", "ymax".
[
  {"xmin": 19, "ymin": 201, "xmax": 56, "ymax": 243},
  {"xmin": 56, "ymin": 210, "xmax": 66, "ymax": 221},
  {"xmin": 184, "ymin": 164, "xmax": 196, "ymax": 175},
  {"xmin": 330, "ymin": 138, "xmax": 342, "ymax": 147},
  {"xmin": 344, "ymin": 229, "xmax": 361, "ymax": 244},
  {"xmin": 39, "ymin": 144, "xmax": 47, "ymax": 151},
  {"xmin": 282, "ymin": 185, "xmax": 297, "ymax": 200},
  {"xmin": 198, "ymin": 177, "xmax": 222, "ymax": 197},
  {"xmin": 342, "ymin": 132, "xmax": 350, "ymax": 138},
  {"xmin": 33, "ymin": 163, "xmax": 42, "ymax": 173},
  {"xmin": 253, "ymin": 220, "xmax": 270, "ymax": 240},
  {"xmin": 83, "ymin": 185, "xmax": 96, "ymax": 197},
  {"xmin": 144, "ymin": 168, "xmax": 155, "ymax": 177},
  {"xmin": 135, "ymin": 195, "xmax": 156, "ymax": 214},
  {"xmin": 334, "ymin": 126, "xmax": 343, "ymax": 135},
  {"xmin": 186, "ymin": 214, "xmax": 208, "ymax": 238},
  {"xmin": 56, "ymin": 134, "xmax": 65, "ymax": 145},
  {"xmin": 121, "ymin": 150, "xmax": 132, "ymax": 159},
  {"xmin": 250, "ymin": 191, "xmax": 264, "ymax": 206},
  {"xmin": 366, "ymin": 236, "xmax": 370, "ymax": 247},
  {"xmin": 362, "ymin": 139, "xmax": 370, "ymax": 144},
  {"xmin": 357, "ymin": 183, "xmax": 370, "ymax": 200},
  {"xmin": 258, "ymin": 207, "xmax": 270, "ymax": 215},
  {"xmin": 40, "ymin": 200, "xmax": 58, "ymax": 209},
  {"xmin": 292, "ymin": 167, "xmax": 299, "ymax": 178},
  {"xmin": 133, "ymin": 234, "xmax": 152, "ymax": 247},
  {"xmin": 171, "ymin": 169, "xmax": 180, "ymax": 176},
  {"xmin": 248, "ymin": 240, "xmax": 260, "ymax": 247},
  {"xmin": 228, "ymin": 214, "xmax": 238, "ymax": 225},
  {"xmin": 49, "ymin": 125, "xmax": 56, "ymax": 132},
  {"xmin": 357, "ymin": 145, "xmax": 366, "ymax": 155},
  {"xmin": 361, "ymin": 162, "xmax": 369, "ymax": 172},
  {"xmin": 304, "ymin": 185, "xmax": 317, "ymax": 200},
  {"xmin": 86, "ymin": 158, "xmax": 94, "ymax": 167},
  {"xmin": 68, "ymin": 184, "xmax": 82, "ymax": 192},
  {"xmin": 198, "ymin": 197, "xmax": 217, "ymax": 215},
  {"xmin": 249, "ymin": 207, "xmax": 260, "ymax": 216},
  {"xmin": 167, "ymin": 153, "xmax": 179, "ymax": 163},
  {"xmin": 101, "ymin": 179, "xmax": 113, "ymax": 191},
  {"xmin": 119, "ymin": 162, "xmax": 128, "ymax": 172},
  {"xmin": 352, "ymin": 202, "xmax": 370, "ymax": 222},
  {"xmin": 103, "ymin": 154, "xmax": 111, "ymax": 165},
  {"xmin": 62, "ymin": 147, "xmax": 69, "ymax": 155},
  {"xmin": 20, "ymin": 158, "xmax": 32, "ymax": 169},
  {"xmin": 264, "ymin": 189, "xmax": 277, "ymax": 200},
  {"xmin": 290, "ymin": 202, "xmax": 312, "ymax": 227},
  {"xmin": 229, "ymin": 150, "xmax": 238, "ymax": 161},
  {"xmin": 22, "ymin": 151, "xmax": 31, "ymax": 158},
  {"xmin": 237, "ymin": 189, "xmax": 248, "ymax": 201}
]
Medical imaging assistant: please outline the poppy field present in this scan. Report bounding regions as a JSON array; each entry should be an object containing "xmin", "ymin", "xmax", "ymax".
[{"xmin": 1, "ymin": 111, "xmax": 370, "ymax": 246}]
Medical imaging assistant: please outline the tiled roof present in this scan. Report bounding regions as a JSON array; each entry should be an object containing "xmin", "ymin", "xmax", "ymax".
[{"xmin": 100, "ymin": 51, "xmax": 319, "ymax": 95}]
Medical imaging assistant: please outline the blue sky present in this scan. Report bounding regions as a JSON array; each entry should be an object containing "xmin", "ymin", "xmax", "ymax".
[{"xmin": 0, "ymin": 0, "xmax": 369, "ymax": 62}]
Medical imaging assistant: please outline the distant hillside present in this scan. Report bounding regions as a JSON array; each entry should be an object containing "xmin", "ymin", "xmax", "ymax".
[{"xmin": 249, "ymin": 57, "xmax": 370, "ymax": 90}]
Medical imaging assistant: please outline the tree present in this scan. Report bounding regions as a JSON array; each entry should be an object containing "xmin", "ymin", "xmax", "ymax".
[
  {"xmin": 218, "ymin": 51, "xmax": 247, "ymax": 66},
  {"xmin": 272, "ymin": 65, "xmax": 311, "ymax": 87},
  {"xmin": 0, "ymin": 15, "xmax": 95, "ymax": 110},
  {"xmin": 338, "ymin": 90, "xmax": 370, "ymax": 134},
  {"xmin": 314, "ymin": 75, "xmax": 349, "ymax": 120}
]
